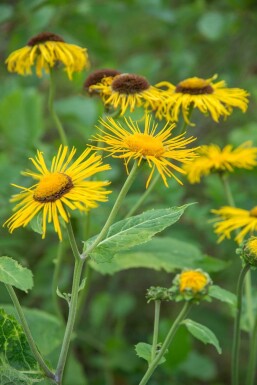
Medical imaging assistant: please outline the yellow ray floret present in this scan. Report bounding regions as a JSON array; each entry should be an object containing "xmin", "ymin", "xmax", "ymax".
[
  {"xmin": 212, "ymin": 206, "xmax": 257, "ymax": 244},
  {"xmin": 4, "ymin": 146, "xmax": 111, "ymax": 240},
  {"xmin": 155, "ymin": 75, "xmax": 249, "ymax": 124},
  {"xmin": 6, "ymin": 32, "xmax": 89, "ymax": 79},
  {"xmin": 92, "ymin": 114, "xmax": 198, "ymax": 188},
  {"xmin": 184, "ymin": 141, "xmax": 257, "ymax": 183}
]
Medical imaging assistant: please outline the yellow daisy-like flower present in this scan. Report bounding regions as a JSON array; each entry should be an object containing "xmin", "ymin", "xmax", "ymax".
[
  {"xmin": 89, "ymin": 73, "xmax": 164, "ymax": 115},
  {"xmin": 5, "ymin": 32, "xmax": 89, "ymax": 79},
  {"xmin": 212, "ymin": 206, "xmax": 257, "ymax": 244},
  {"xmin": 184, "ymin": 142, "xmax": 257, "ymax": 183},
  {"xmin": 155, "ymin": 74, "xmax": 249, "ymax": 124},
  {"xmin": 179, "ymin": 270, "xmax": 209, "ymax": 293},
  {"xmin": 4, "ymin": 146, "xmax": 111, "ymax": 240},
  {"xmin": 92, "ymin": 114, "xmax": 198, "ymax": 188}
]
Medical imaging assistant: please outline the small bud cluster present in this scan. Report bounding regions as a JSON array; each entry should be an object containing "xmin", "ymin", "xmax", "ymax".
[{"xmin": 146, "ymin": 286, "xmax": 174, "ymax": 303}]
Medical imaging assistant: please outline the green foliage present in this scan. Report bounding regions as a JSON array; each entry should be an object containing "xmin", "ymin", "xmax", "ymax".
[
  {"xmin": 182, "ymin": 319, "xmax": 222, "ymax": 354},
  {"xmin": 135, "ymin": 342, "xmax": 165, "ymax": 365},
  {"xmin": 85, "ymin": 205, "xmax": 193, "ymax": 262},
  {"xmin": 209, "ymin": 285, "xmax": 237, "ymax": 307},
  {"xmin": 0, "ymin": 308, "xmax": 37, "ymax": 370},
  {"xmin": 0, "ymin": 257, "xmax": 33, "ymax": 292},
  {"xmin": 89, "ymin": 236, "xmax": 227, "ymax": 275}
]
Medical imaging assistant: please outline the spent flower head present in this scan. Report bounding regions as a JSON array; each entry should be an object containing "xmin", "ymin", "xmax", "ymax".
[
  {"xmin": 155, "ymin": 74, "xmax": 249, "ymax": 124},
  {"xmin": 6, "ymin": 32, "xmax": 89, "ymax": 79},
  {"xmin": 146, "ymin": 286, "xmax": 174, "ymax": 303},
  {"xmin": 92, "ymin": 114, "xmax": 198, "ymax": 188},
  {"xmin": 171, "ymin": 269, "xmax": 212, "ymax": 302},
  {"xmin": 184, "ymin": 142, "xmax": 257, "ymax": 184},
  {"xmin": 212, "ymin": 206, "xmax": 257, "ymax": 244},
  {"xmin": 4, "ymin": 146, "xmax": 111, "ymax": 240}
]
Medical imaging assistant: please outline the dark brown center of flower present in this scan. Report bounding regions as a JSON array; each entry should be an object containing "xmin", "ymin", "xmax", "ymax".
[
  {"xmin": 111, "ymin": 74, "xmax": 150, "ymax": 94},
  {"xmin": 28, "ymin": 32, "xmax": 64, "ymax": 46},
  {"xmin": 84, "ymin": 69, "xmax": 121, "ymax": 89},
  {"xmin": 175, "ymin": 77, "xmax": 214, "ymax": 95},
  {"xmin": 250, "ymin": 206, "xmax": 257, "ymax": 217},
  {"xmin": 33, "ymin": 172, "xmax": 73, "ymax": 203}
]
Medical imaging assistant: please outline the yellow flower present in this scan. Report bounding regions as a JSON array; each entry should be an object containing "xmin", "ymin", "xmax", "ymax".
[
  {"xmin": 4, "ymin": 146, "xmax": 111, "ymax": 240},
  {"xmin": 92, "ymin": 114, "xmax": 198, "ymax": 188},
  {"xmin": 155, "ymin": 75, "xmax": 249, "ymax": 124},
  {"xmin": 179, "ymin": 270, "xmax": 209, "ymax": 293},
  {"xmin": 6, "ymin": 32, "xmax": 89, "ymax": 79},
  {"xmin": 89, "ymin": 73, "xmax": 164, "ymax": 115},
  {"xmin": 212, "ymin": 206, "xmax": 257, "ymax": 244},
  {"xmin": 184, "ymin": 142, "xmax": 257, "ymax": 183}
]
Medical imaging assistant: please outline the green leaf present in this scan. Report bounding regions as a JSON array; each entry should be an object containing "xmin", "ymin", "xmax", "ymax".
[
  {"xmin": 0, "ymin": 356, "xmax": 43, "ymax": 385},
  {"xmin": 182, "ymin": 319, "xmax": 222, "ymax": 354},
  {"xmin": 1, "ymin": 305, "xmax": 63, "ymax": 356},
  {"xmin": 85, "ymin": 205, "xmax": 192, "ymax": 262},
  {"xmin": 89, "ymin": 236, "xmax": 224, "ymax": 275},
  {"xmin": 135, "ymin": 342, "xmax": 165, "ymax": 365},
  {"xmin": 0, "ymin": 257, "xmax": 33, "ymax": 292},
  {"xmin": 209, "ymin": 285, "xmax": 237, "ymax": 307},
  {"xmin": 0, "ymin": 309, "xmax": 37, "ymax": 370}
]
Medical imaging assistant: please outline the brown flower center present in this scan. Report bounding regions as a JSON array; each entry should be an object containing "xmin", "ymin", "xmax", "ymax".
[
  {"xmin": 111, "ymin": 74, "xmax": 150, "ymax": 95},
  {"xmin": 250, "ymin": 206, "xmax": 257, "ymax": 217},
  {"xmin": 175, "ymin": 77, "xmax": 214, "ymax": 95},
  {"xmin": 28, "ymin": 32, "xmax": 64, "ymax": 46},
  {"xmin": 84, "ymin": 69, "xmax": 121, "ymax": 89},
  {"xmin": 33, "ymin": 172, "xmax": 73, "ymax": 203}
]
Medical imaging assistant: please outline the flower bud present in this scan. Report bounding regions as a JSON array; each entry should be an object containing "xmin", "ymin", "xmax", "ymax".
[
  {"xmin": 146, "ymin": 286, "xmax": 174, "ymax": 303},
  {"xmin": 237, "ymin": 236, "xmax": 257, "ymax": 267},
  {"xmin": 171, "ymin": 269, "xmax": 212, "ymax": 302}
]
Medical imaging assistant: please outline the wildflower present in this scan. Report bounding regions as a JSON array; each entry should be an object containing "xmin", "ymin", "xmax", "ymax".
[
  {"xmin": 92, "ymin": 114, "xmax": 198, "ymax": 188},
  {"xmin": 184, "ymin": 142, "xmax": 257, "ymax": 183},
  {"xmin": 89, "ymin": 73, "xmax": 164, "ymax": 115},
  {"xmin": 155, "ymin": 75, "xmax": 249, "ymax": 124},
  {"xmin": 171, "ymin": 269, "xmax": 212, "ymax": 302},
  {"xmin": 5, "ymin": 32, "xmax": 89, "ymax": 79},
  {"xmin": 237, "ymin": 237, "xmax": 257, "ymax": 267},
  {"xmin": 84, "ymin": 68, "xmax": 121, "ymax": 95},
  {"xmin": 212, "ymin": 206, "xmax": 257, "ymax": 244},
  {"xmin": 4, "ymin": 146, "xmax": 111, "ymax": 240}
]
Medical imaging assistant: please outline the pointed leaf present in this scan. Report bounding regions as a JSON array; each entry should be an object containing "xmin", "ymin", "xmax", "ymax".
[
  {"xmin": 0, "ymin": 257, "xmax": 33, "ymax": 292},
  {"xmin": 85, "ymin": 205, "xmax": 192, "ymax": 262},
  {"xmin": 89, "ymin": 236, "xmax": 226, "ymax": 275},
  {"xmin": 182, "ymin": 319, "xmax": 222, "ymax": 354},
  {"xmin": 135, "ymin": 342, "xmax": 165, "ymax": 365},
  {"xmin": 0, "ymin": 357, "xmax": 42, "ymax": 385}
]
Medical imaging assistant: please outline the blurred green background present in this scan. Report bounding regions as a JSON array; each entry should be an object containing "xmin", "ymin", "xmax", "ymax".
[{"xmin": 1, "ymin": 0, "xmax": 257, "ymax": 384}]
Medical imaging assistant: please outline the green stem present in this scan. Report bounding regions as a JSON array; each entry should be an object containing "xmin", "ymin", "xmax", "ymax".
[
  {"xmin": 5, "ymin": 284, "xmax": 55, "ymax": 380},
  {"xmin": 220, "ymin": 173, "xmax": 236, "ymax": 207},
  {"xmin": 55, "ymin": 222, "xmax": 85, "ymax": 384},
  {"xmin": 150, "ymin": 300, "xmax": 161, "ymax": 363},
  {"xmin": 52, "ymin": 242, "xmax": 65, "ymax": 321},
  {"xmin": 246, "ymin": 312, "xmax": 257, "ymax": 385},
  {"xmin": 177, "ymin": 105, "xmax": 193, "ymax": 135},
  {"xmin": 231, "ymin": 263, "xmax": 251, "ymax": 385},
  {"xmin": 220, "ymin": 173, "xmax": 254, "ymax": 332},
  {"xmin": 48, "ymin": 70, "xmax": 68, "ymax": 146},
  {"xmin": 125, "ymin": 173, "xmax": 160, "ymax": 219},
  {"xmin": 139, "ymin": 301, "xmax": 192, "ymax": 385},
  {"xmin": 84, "ymin": 161, "xmax": 139, "ymax": 256}
]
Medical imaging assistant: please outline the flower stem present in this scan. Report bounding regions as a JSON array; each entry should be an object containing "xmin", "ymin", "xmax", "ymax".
[
  {"xmin": 84, "ymin": 161, "xmax": 139, "ymax": 256},
  {"xmin": 139, "ymin": 301, "xmax": 192, "ymax": 385},
  {"xmin": 246, "ymin": 312, "xmax": 257, "ymax": 385},
  {"xmin": 220, "ymin": 173, "xmax": 254, "ymax": 331},
  {"xmin": 55, "ymin": 222, "xmax": 85, "ymax": 385},
  {"xmin": 125, "ymin": 173, "xmax": 160, "ymax": 218},
  {"xmin": 5, "ymin": 284, "xmax": 55, "ymax": 380},
  {"xmin": 231, "ymin": 263, "xmax": 251, "ymax": 385},
  {"xmin": 48, "ymin": 70, "xmax": 68, "ymax": 146},
  {"xmin": 150, "ymin": 300, "xmax": 161, "ymax": 363},
  {"xmin": 52, "ymin": 242, "xmax": 66, "ymax": 321}
]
